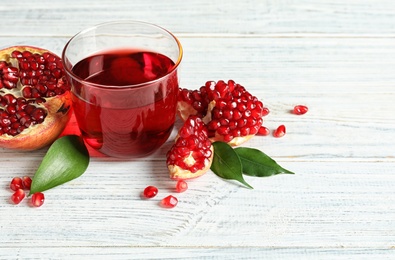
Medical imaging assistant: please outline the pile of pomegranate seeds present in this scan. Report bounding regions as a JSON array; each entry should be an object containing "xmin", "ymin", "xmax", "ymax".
[
  {"xmin": 8, "ymin": 176, "xmax": 45, "ymax": 207},
  {"xmin": 142, "ymin": 180, "xmax": 188, "ymax": 208}
]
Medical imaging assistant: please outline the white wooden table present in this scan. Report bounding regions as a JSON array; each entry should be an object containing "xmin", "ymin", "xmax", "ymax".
[{"xmin": 1, "ymin": 0, "xmax": 394, "ymax": 259}]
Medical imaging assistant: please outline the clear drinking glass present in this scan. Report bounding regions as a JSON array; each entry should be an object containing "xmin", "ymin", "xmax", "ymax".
[{"xmin": 62, "ymin": 21, "xmax": 183, "ymax": 158}]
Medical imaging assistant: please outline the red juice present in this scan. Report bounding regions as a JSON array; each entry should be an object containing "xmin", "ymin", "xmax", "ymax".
[{"xmin": 71, "ymin": 49, "xmax": 179, "ymax": 158}]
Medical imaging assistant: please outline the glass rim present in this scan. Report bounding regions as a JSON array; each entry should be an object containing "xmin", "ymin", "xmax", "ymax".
[{"xmin": 61, "ymin": 20, "xmax": 183, "ymax": 90}]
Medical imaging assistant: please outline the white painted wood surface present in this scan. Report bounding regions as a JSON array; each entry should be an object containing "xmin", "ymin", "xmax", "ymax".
[{"xmin": 1, "ymin": 0, "xmax": 395, "ymax": 259}]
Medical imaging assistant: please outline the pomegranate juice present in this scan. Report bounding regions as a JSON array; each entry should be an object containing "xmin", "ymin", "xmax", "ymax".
[{"xmin": 71, "ymin": 49, "xmax": 178, "ymax": 157}]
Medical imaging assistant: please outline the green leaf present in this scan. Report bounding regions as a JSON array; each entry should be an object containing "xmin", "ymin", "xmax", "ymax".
[
  {"xmin": 211, "ymin": 141, "xmax": 253, "ymax": 189},
  {"xmin": 29, "ymin": 135, "xmax": 90, "ymax": 195},
  {"xmin": 234, "ymin": 147, "xmax": 295, "ymax": 177}
]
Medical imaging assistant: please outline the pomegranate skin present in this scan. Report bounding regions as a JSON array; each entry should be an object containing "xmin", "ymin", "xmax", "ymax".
[{"xmin": 0, "ymin": 46, "xmax": 72, "ymax": 150}]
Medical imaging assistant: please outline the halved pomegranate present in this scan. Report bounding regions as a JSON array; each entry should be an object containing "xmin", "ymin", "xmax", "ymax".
[
  {"xmin": 166, "ymin": 115, "xmax": 214, "ymax": 180},
  {"xmin": 177, "ymin": 80, "xmax": 266, "ymax": 146},
  {"xmin": 0, "ymin": 46, "xmax": 71, "ymax": 150}
]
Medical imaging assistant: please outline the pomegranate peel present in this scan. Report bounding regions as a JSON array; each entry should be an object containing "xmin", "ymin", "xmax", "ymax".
[{"xmin": 0, "ymin": 46, "xmax": 72, "ymax": 150}]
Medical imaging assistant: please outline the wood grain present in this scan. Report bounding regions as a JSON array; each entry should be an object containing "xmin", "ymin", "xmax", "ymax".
[{"xmin": 1, "ymin": 0, "xmax": 395, "ymax": 259}]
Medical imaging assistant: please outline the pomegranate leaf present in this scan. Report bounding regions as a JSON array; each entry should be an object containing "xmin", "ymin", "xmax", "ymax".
[
  {"xmin": 211, "ymin": 141, "xmax": 253, "ymax": 189},
  {"xmin": 234, "ymin": 147, "xmax": 294, "ymax": 177},
  {"xmin": 29, "ymin": 135, "xmax": 89, "ymax": 195}
]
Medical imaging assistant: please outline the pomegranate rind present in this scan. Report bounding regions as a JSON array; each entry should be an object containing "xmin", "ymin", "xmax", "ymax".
[
  {"xmin": 0, "ymin": 46, "xmax": 72, "ymax": 150},
  {"xmin": 209, "ymin": 133, "xmax": 253, "ymax": 146},
  {"xmin": 168, "ymin": 145, "xmax": 214, "ymax": 180},
  {"xmin": 176, "ymin": 100, "xmax": 198, "ymax": 121}
]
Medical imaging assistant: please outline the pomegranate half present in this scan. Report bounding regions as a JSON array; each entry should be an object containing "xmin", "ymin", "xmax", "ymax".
[{"xmin": 0, "ymin": 46, "xmax": 71, "ymax": 150}]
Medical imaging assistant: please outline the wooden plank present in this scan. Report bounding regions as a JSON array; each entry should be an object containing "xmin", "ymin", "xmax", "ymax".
[
  {"xmin": 0, "ymin": 0, "xmax": 395, "ymax": 36},
  {"xmin": 0, "ymin": 161, "xmax": 394, "ymax": 248},
  {"xmin": 1, "ymin": 37, "xmax": 394, "ymax": 94},
  {"xmin": 1, "ymin": 247, "xmax": 394, "ymax": 259}
]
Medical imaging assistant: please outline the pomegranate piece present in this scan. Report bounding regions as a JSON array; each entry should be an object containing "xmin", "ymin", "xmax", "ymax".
[
  {"xmin": 293, "ymin": 105, "xmax": 308, "ymax": 115},
  {"xmin": 143, "ymin": 186, "xmax": 158, "ymax": 198},
  {"xmin": 175, "ymin": 180, "xmax": 188, "ymax": 193},
  {"xmin": 177, "ymin": 80, "xmax": 267, "ymax": 146},
  {"xmin": 166, "ymin": 115, "xmax": 214, "ymax": 180},
  {"xmin": 31, "ymin": 192, "xmax": 45, "ymax": 207},
  {"xmin": 11, "ymin": 188, "xmax": 25, "ymax": 204},
  {"xmin": 0, "ymin": 46, "xmax": 72, "ymax": 150},
  {"xmin": 273, "ymin": 125, "xmax": 286, "ymax": 138},
  {"xmin": 22, "ymin": 176, "xmax": 32, "ymax": 190},
  {"xmin": 10, "ymin": 177, "xmax": 23, "ymax": 191},
  {"xmin": 161, "ymin": 195, "xmax": 178, "ymax": 208}
]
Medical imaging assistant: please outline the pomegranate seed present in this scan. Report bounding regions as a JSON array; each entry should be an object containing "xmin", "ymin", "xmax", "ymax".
[
  {"xmin": 10, "ymin": 177, "xmax": 23, "ymax": 191},
  {"xmin": 143, "ymin": 186, "xmax": 158, "ymax": 198},
  {"xmin": 175, "ymin": 180, "xmax": 188, "ymax": 193},
  {"xmin": 11, "ymin": 189, "xmax": 25, "ymax": 204},
  {"xmin": 22, "ymin": 176, "xmax": 32, "ymax": 190},
  {"xmin": 257, "ymin": 126, "xmax": 270, "ymax": 136},
  {"xmin": 161, "ymin": 195, "xmax": 178, "ymax": 208},
  {"xmin": 293, "ymin": 105, "xmax": 308, "ymax": 115},
  {"xmin": 261, "ymin": 107, "xmax": 270, "ymax": 116},
  {"xmin": 273, "ymin": 125, "xmax": 286, "ymax": 138},
  {"xmin": 31, "ymin": 192, "xmax": 45, "ymax": 207}
]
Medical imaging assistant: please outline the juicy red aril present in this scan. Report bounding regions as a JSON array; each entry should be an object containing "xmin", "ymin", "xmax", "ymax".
[
  {"xmin": 143, "ymin": 186, "xmax": 158, "ymax": 198},
  {"xmin": 175, "ymin": 180, "xmax": 188, "ymax": 193},
  {"xmin": 22, "ymin": 176, "xmax": 32, "ymax": 190},
  {"xmin": 10, "ymin": 177, "xmax": 23, "ymax": 191},
  {"xmin": 261, "ymin": 107, "xmax": 270, "ymax": 117},
  {"xmin": 161, "ymin": 195, "xmax": 178, "ymax": 208},
  {"xmin": 273, "ymin": 125, "xmax": 286, "ymax": 138},
  {"xmin": 31, "ymin": 192, "xmax": 45, "ymax": 207},
  {"xmin": 293, "ymin": 105, "xmax": 308, "ymax": 115},
  {"xmin": 257, "ymin": 126, "xmax": 270, "ymax": 136},
  {"xmin": 11, "ymin": 189, "xmax": 25, "ymax": 204}
]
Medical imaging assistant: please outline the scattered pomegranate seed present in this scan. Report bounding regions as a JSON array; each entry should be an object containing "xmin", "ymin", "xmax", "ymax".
[
  {"xmin": 11, "ymin": 189, "xmax": 25, "ymax": 204},
  {"xmin": 31, "ymin": 192, "xmax": 45, "ymax": 207},
  {"xmin": 257, "ymin": 126, "xmax": 270, "ymax": 136},
  {"xmin": 143, "ymin": 186, "xmax": 158, "ymax": 198},
  {"xmin": 293, "ymin": 105, "xmax": 308, "ymax": 115},
  {"xmin": 175, "ymin": 180, "xmax": 188, "ymax": 193},
  {"xmin": 161, "ymin": 195, "xmax": 178, "ymax": 208},
  {"xmin": 22, "ymin": 176, "xmax": 32, "ymax": 190},
  {"xmin": 10, "ymin": 177, "xmax": 23, "ymax": 191},
  {"xmin": 273, "ymin": 125, "xmax": 286, "ymax": 138}
]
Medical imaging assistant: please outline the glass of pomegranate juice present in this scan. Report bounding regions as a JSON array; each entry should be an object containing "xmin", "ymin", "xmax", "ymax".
[{"xmin": 62, "ymin": 21, "xmax": 182, "ymax": 158}]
